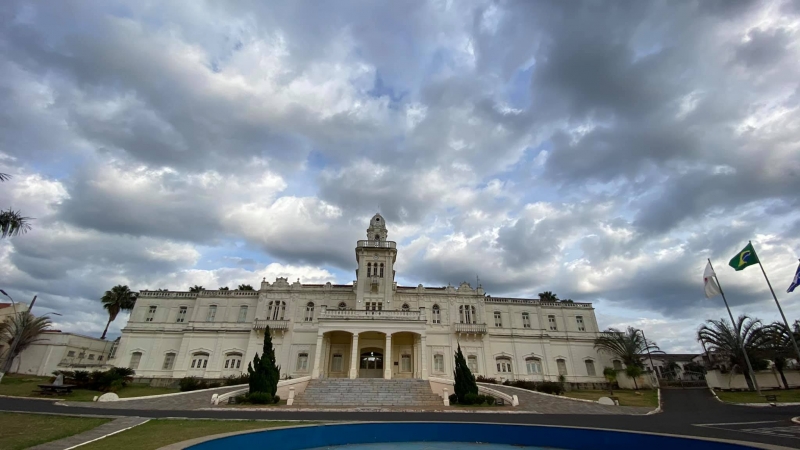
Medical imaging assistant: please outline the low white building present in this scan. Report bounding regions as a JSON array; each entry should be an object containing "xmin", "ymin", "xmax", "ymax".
[
  {"xmin": 8, "ymin": 330, "xmax": 114, "ymax": 376},
  {"xmin": 114, "ymin": 215, "xmax": 618, "ymax": 385}
]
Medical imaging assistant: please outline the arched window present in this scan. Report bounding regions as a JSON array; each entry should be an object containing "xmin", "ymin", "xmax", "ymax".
[
  {"xmin": 367, "ymin": 263, "xmax": 372, "ymax": 277},
  {"xmin": 224, "ymin": 352, "xmax": 243, "ymax": 370},
  {"xmin": 459, "ymin": 305, "xmax": 465, "ymax": 323},
  {"xmin": 432, "ymin": 304, "xmax": 441, "ymax": 324},
  {"xmin": 338, "ymin": 302, "xmax": 347, "ymax": 311},
  {"xmin": 461, "ymin": 305, "xmax": 476, "ymax": 324},
  {"xmin": 190, "ymin": 352, "xmax": 210, "ymax": 370},
  {"xmin": 496, "ymin": 357, "xmax": 512, "ymax": 373},
  {"xmin": 374, "ymin": 234, "xmax": 380, "ymax": 241},
  {"xmin": 401, "ymin": 303, "xmax": 410, "ymax": 312},
  {"xmin": 585, "ymin": 359, "xmax": 596, "ymax": 376},
  {"xmin": 268, "ymin": 301, "xmax": 286, "ymax": 320},
  {"xmin": 525, "ymin": 357, "xmax": 542, "ymax": 374},
  {"xmin": 129, "ymin": 352, "xmax": 142, "ymax": 370},
  {"xmin": 305, "ymin": 302, "xmax": 314, "ymax": 322},
  {"xmin": 380, "ymin": 263, "xmax": 384, "ymax": 277},
  {"xmin": 162, "ymin": 352, "xmax": 176, "ymax": 370},
  {"xmin": 522, "ymin": 312, "xmax": 531, "ymax": 328},
  {"xmin": 556, "ymin": 358, "xmax": 568, "ymax": 375}
]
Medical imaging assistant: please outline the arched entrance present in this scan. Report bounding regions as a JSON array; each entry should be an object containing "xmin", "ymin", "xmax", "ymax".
[{"xmin": 359, "ymin": 348, "xmax": 384, "ymax": 378}]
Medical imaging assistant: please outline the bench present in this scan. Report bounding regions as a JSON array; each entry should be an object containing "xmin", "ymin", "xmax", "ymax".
[{"xmin": 37, "ymin": 384, "xmax": 76, "ymax": 395}]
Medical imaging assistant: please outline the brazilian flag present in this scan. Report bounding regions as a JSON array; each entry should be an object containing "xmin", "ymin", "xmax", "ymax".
[{"xmin": 729, "ymin": 243, "xmax": 760, "ymax": 271}]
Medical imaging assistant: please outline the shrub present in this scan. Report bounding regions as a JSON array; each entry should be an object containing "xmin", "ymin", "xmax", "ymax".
[
  {"xmin": 272, "ymin": 394, "xmax": 280, "ymax": 404},
  {"xmin": 485, "ymin": 396, "xmax": 496, "ymax": 406},
  {"xmin": 179, "ymin": 376, "xmax": 208, "ymax": 392},
  {"xmin": 463, "ymin": 392, "xmax": 479, "ymax": 405},
  {"xmin": 246, "ymin": 392, "xmax": 273, "ymax": 404},
  {"xmin": 476, "ymin": 376, "xmax": 497, "ymax": 384},
  {"xmin": 448, "ymin": 393, "xmax": 458, "ymax": 404},
  {"xmin": 502, "ymin": 379, "xmax": 511, "ymax": 386},
  {"xmin": 225, "ymin": 374, "xmax": 250, "ymax": 386},
  {"xmin": 208, "ymin": 382, "xmax": 222, "ymax": 389},
  {"xmin": 536, "ymin": 381, "xmax": 564, "ymax": 395},
  {"xmin": 476, "ymin": 394, "xmax": 488, "ymax": 405},
  {"xmin": 234, "ymin": 394, "xmax": 247, "ymax": 404},
  {"xmin": 509, "ymin": 380, "xmax": 537, "ymax": 391}
]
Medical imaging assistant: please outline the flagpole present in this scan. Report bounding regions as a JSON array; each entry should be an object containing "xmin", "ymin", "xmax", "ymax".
[
  {"xmin": 750, "ymin": 241, "xmax": 800, "ymax": 364},
  {"xmin": 708, "ymin": 258, "xmax": 761, "ymax": 394}
]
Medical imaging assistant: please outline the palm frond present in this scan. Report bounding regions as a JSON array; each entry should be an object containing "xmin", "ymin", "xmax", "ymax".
[{"xmin": 0, "ymin": 208, "xmax": 33, "ymax": 238}]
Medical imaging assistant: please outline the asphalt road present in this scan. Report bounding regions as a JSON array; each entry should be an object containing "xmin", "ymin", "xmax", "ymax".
[{"xmin": 2, "ymin": 388, "xmax": 800, "ymax": 449}]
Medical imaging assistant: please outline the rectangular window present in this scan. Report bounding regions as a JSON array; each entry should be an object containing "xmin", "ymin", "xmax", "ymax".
[
  {"xmin": 556, "ymin": 359, "xmax": 568, "ymax": 376},
  {"xmin": 576, "ymin": 316, "xmax": 585, "ymax": 332},
  {"xmin": 177, "ymin": 306, "xmax": 187, "ymax": 323},
  {"xmin": 467, "ymin": 355, "xmax": 478, "ymax": 373},
  {"xmin": 432, "ymin": 307, "xmax": 441, "ymax": 324},
  {"xmin": 401, "ymin": 354, "xmax": 411, "ymax": 372},
  {"xmin": 585, "ymin": 360, "xmax": 596, "ymax": 377},
  {"xmin": 67, "ymin": 351, "xmax": 75, "ymax": 357},
  {"xmin": 88, "ymin": 354, "xmax": 95, "ymax": 360},
  {"xmin": 494, "ymin": 311, "xmax": 502, "ymax": 327},
  {"xmin": 78, "ymin": 352, "xmax": 85, "ymax": 358},
  {"xmin": 331, "ymin": 354, "xmax": 343, "ymax": 372},
  {"xmin": 163, "ymin": 353, "xmax": 176, "ymax": 370},
  {"xmin": 496, "ymin": 359, "xmax": 512, "ymax": 373},
  {"xmin": 434, "ymin": 354, "xmax": 444, "ymax": 372},
  {"xmin": 98, "ymin": 355, "xmax": 103, "ymax": 361},
  {"xmin": 522, "ymin": 313, "xmax": 531, "ymax": 329},
  {"xmin": 203, "ymin": 359, "xmax": 208, "ymax": 368},
  {"xmin": 548, "ymin": 315, "xmax": 557, "ymax": 331},
  {"xmin": 129, "ymin": 352, "xmax": 142, "ymax": 370},
  {"xmin": 206, "ymin": 305, "xmax": 217, "ymax": 322},
  {"xmin": 238, "ymin": 305, "xmax": 248, "ymax": 323},
  {"xmin": 296, "ymin": 353, "xmax": 309, "ymax": 371},
  {"xmin": 145, "ymin": 306, "xmax": 157, "ymax": 322}
]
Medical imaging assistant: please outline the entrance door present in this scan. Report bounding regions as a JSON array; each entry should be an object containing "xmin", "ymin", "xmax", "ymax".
[{"xmin": 359, "ymin": 351, "xmax": 383, "ymax": 378}]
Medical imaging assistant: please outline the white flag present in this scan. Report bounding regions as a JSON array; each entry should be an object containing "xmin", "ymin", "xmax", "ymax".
[{"xmin": 704, "ymin": 262, "xmax": 721, "ymax": 298}]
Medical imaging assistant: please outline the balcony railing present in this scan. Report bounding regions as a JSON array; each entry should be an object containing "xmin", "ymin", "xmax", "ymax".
[
  {"xmin": 454, "ymin": 323, "xmax": 487, "ymax": 334},
  {"xmin": 253, "ymin": 319, "xmax": 290, "ymax": 330},
  {"xmin": 357, "ymin": 240, "xmax": 396, "ymax": 249},
  {"xmin": 319, "ymin": 309, "xmax": 423, "ymax": 321}
]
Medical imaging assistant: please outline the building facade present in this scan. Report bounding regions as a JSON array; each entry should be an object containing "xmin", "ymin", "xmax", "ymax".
[
  {"xmin": 114, "ymin": 214, "xmax": 613, "ymax": 384},
  {"xmin": 8, "ymin": 330, "xmax": 113, "ymax": 376}
]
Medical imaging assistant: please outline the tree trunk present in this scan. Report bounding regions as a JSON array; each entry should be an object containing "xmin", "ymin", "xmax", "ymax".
[
  {"xmin": 633, "ymin": 377, "xmax": 638, "ymax": 390},
  {"xmin": 100, "ymin": 317, "xmax": 112, "ymax": 340},
  {"xmin": 742, "ymin": 369, "xmax": 755, "ymax": 391},
  {"xmin": 777, "ymin": 367, "xmax": 789, "ymax": 390}
]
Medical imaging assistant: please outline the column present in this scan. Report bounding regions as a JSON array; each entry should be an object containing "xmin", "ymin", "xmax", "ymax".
[
  {"xmin": 420, "ymin": 335, "xmax": 428, "ymax": 380},
  {"xmin": 349, "ymin": 332, "xmax": 360, "ymax": 379},
  {"xmin": 413, "ymin": 337, "xmax": 420, "ymax": 378},
  {"xmin": 384, "ymin": 333, "xmax": 392, "ymax": 379},
  {"xmin": 311, "ymin": 331, "xmax": 324, "ymax": 379}
]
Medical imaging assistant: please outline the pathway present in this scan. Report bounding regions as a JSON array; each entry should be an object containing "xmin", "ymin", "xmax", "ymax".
[
  {"xmin": 57, "ymin": 386, "xmax": 243, "ymax": 410},
  {"xmin": 484, "ymin": 384, "xmax": 653, "ymax": 414},
  {"xmin": 27, "ymin": 416, "xmax": 149, "ymax": 450}
]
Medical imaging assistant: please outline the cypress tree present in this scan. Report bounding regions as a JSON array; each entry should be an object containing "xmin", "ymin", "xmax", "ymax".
[
  {"xmin": 453, "ymin": 343, "xmax": 478, "ymax": 403},
  {"xmin": 247, "ymin": 326, "xmax": 281, "ymax": 395}
]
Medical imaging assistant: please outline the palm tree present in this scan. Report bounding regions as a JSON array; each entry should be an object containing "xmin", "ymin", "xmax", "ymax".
[
  {"xmin": 752, "ymin": 322, "xmax": 798, "ymax": 389},
  {"xmin": 218, "ymin": 287, "xmax": 229, "ymax": 291},
  {"xmin": 0, "ymin": 312, "xmax": 52, "ymax": 373},
  {"xmin": 697, "ymin": 315, "xmax": 766, "ymax": 391},
  {"xmin": 1, "ymin": 173, "xmax": 32, "ymax": 238},
  {"xmin": 594, "ymin": 327, "xmax": 662, "ymax": 390},
  {"xmin": 238, "ymin": 284, "xmax": 254, "ymax": 291},
  {"xmin": 100, "ymin": 285, "xmax": 137, "ymax": 340},
  {"xmin": 538, "ymin": 291, "xmax": 559, "ymax": 302},
  {"xmin": 189, "ymin": 285, "xmax": 204, "ymax": 293}
]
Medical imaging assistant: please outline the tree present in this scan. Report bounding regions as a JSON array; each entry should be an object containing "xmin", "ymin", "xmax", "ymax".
[
  {"xmin": 218, "ymin": 287, "xmax": 229, "ymax": 291},
  {"xmin": 452, "ymin": 344, "xmax": 478, "ymax": 403},
  {"xmin": 189, "ymin": 285, "xmax": 204, "ymax": 293},
  {"xmin": 697, "ymin": 315, "xmax": 767, "ymax": 391},
  {"xmin": 1, "ymin": 173, "xmax": 32, "ymax": 238},
  {"xmin": 602, "ymin": 367, "xmax": 617, "ymax": 396},
  {"xmin": 238, "ymin": 284, "xmax": 254, "ymax": 291},
  {"xmin": 0, "ymin": 312, "xmax": 52, "ymax": 373},
  {"xmin": 594, "ymin": 327, "xmax": 662, "ymax": 368},
  {"xmin": 100, "ymin": 285, "xmax": 137, "ymax": 340},
  {"xmin": 248, "ymin": 326, "xmax": 280, "ymax": 398},
  {"xmin": 625, "ymin": 365, "xmax": 643, "ymax": 390},
  {"xmin": 665, "ymin": 361, "xmax": 681, "ymax": 380},
  {"xmin": 752, "ymin": 322, "xmax": 799, "ymax": 389},
  {"xmin": 538, "ymin": 291, "xmax": 559, "ymax": 302}
]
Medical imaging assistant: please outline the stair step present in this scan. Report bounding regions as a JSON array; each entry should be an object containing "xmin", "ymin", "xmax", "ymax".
[{"xmin": 292, "ymin": 379, "xmax": 442, "ymax": 406}]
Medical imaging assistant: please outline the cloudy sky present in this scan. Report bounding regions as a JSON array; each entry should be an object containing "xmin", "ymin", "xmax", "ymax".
[{"xmin": 1, "ymin": 0, "xmax": 799, "ymax": 352}]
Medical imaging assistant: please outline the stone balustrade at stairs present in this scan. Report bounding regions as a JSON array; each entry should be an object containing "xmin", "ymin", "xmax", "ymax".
[{"xmin": 292, "ymin": 379, "xmax": 443, "ymax": 407}]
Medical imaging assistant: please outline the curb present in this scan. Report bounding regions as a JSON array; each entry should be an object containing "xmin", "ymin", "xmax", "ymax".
[{"xmin": 792, "ymin": 417, "xmax": 800, "ymax": 425}]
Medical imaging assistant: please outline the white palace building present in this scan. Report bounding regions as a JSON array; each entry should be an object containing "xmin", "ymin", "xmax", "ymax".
[{"xmin": 114, "ymin": 215, "xmax": 614, "ymax": 385}]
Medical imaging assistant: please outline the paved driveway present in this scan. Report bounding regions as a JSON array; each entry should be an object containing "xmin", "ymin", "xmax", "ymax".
[
  {"xmin": 484, "ymin": 384, "xmax": 653, "ymax": 415},
  {"xmin": 57, "ymin": 385, "xmax": 244, "ymax": 410}
]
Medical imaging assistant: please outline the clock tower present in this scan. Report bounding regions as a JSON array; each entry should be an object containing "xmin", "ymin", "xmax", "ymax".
[{"xmin": 355, "ymin": 213, "xmax": 396, "ymax": 309}]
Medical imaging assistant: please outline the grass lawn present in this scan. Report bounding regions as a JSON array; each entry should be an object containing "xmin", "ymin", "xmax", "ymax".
[
  {"xmin": 0, "ymin": 412, "xmax": 111, "ymax": 450},
  {"xmin": 562, "ymin": 389, "xmax": 659, "ymax": 407},
  {"xmin": 714, "ymin": 388, "xmax": 800, "ymax": 403},
  {"xmin": 0, "ymin": 374, "xmax": 178, "ymax": 401},
  {"xmin": 79, "ymin": 419, "xmax": 305, "ymax": 450}
]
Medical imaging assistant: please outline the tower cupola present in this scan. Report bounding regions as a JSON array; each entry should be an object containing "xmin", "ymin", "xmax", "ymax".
[{"xmin": 367, "ymin": 213, "xmax": 388, "ymax": 241}]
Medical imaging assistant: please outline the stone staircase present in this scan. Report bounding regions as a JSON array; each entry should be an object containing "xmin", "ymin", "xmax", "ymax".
[{"xmin": 292, "ymin": 378, "xmax": 443, "ymax": 407}]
